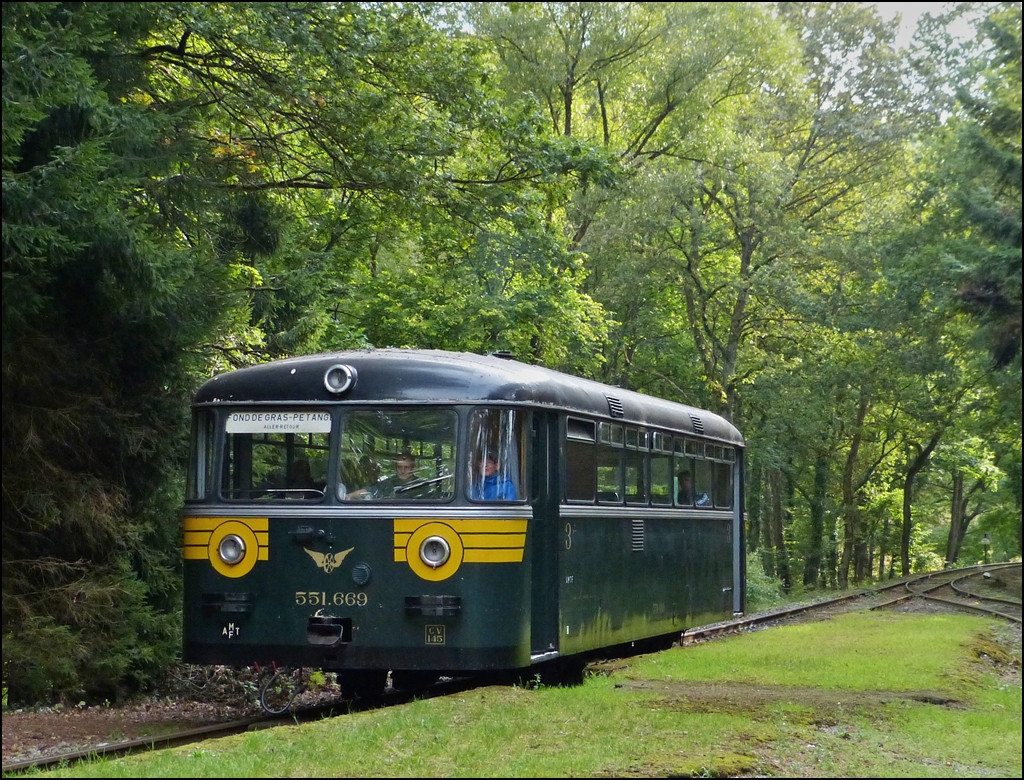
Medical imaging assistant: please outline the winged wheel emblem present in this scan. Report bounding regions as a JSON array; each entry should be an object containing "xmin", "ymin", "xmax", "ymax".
[{"xmin": 304, "ymin": 546, "xmax": 354, "ymax": 573}]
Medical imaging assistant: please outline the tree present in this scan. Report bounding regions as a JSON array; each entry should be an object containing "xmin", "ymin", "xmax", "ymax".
[
  {"xmin": 945, "ymin": 4, "xmax": 1022, "ymax": 370},
  {"xmin": 2, "ymin": 0, "xmax": 607, "ymax": 703},
  {"xmin": 3, "ymin": 2, "xmax": 235, "ymax": 701},
  {"xmin": 890, "ymin": 1, "xmax": 1023, "ymax": 565}
]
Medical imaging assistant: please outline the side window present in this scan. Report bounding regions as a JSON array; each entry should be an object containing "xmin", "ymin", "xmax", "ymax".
[
  {"xmin": 650, "ymin": 432, "xmax": 672, "ymax": 505},
  {"xmin": 565, "ymin": 417, "xmax": 597, "ymax": 502},
  {"xmin": 624, "ymin": 428, "xmax": 648, "ymax": 504},
  {"xmin": 693, "ymin": 454, "xmax": 713, "ymax": 508},
  {"xmin": 186, "ymin": 409, "xmax": 215, "ymax": 501},
  {"xmin": 713, "ymin": 447, "xmax": 734, "ymax": 508},
  {"xmin": 597, "ymin": 422, "xmax": 623, "ymax": 503},
  {"xmin": 466, "ymin": 408, "xmax": 526, "ymax": 502},
  {"xmin": 676, "ymin": 439, "xmax": 712, "ymax": 508},
  {"xmin": 674, "ymin": 439, "xmax": 694, "ymax": 507}
]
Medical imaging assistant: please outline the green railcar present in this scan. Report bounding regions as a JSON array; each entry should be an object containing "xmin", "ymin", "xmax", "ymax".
[{"xmin": 182, "ymin": 349, "xmax": 744, "ymax": 694}]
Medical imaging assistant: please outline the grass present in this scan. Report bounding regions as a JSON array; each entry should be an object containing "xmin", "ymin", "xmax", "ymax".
[
  {"xmin": 27, "ymin": 612, "xmax": 1021, "ymax": 778},
  {"xmin": 628, "ymin": 612, "xmax": 986, "ymax": 690}
]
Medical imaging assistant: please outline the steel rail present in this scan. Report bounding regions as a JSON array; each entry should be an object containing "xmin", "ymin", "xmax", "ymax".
[
  {"xmin": 868, "ymin": 562, "xmax": 1020, "ymax": 612},
  {"xmin": 0, "ymin": 675, "xmax": 476, "ymax": 775},
  {"xmin": 872, "ymin": 562, "xmax": 1022, "ymax": 624},
  {"xmin": 0, "ymin": 716, "xmax": 269, "ymax": 775},
  {"xmin": 949, "ymin": 566, "xmax": 1022, "ymax": 608},
  {"xmin": 917, "ymin": 591, "xmax": 1021, "ymax": 623},
  {"xmin": 684, "ymin": 568, "xmax": 931, "ymax": 642}
]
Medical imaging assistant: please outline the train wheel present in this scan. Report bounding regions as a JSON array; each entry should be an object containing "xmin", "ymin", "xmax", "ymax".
[
  {"xmin": 338, "ymin": 669, "xmax": 388, "ymax": 700},
  {"xmin": 509, "ymin": 657, "xmax": 586, "ymax": 689},
  {"xmin": 259, "ymin": 667, "xmax": 304, "ymax": 715},
  {"xmin": 390, "ymin": 670, "xmax": 439, "ymax": 692},
  {"xmin": 551, "ymin": 657, "xmax": 586, "ymax": 687},
  {"xmin": 533, "ymin": 657, "xmax": 586, "ymax": 687}
]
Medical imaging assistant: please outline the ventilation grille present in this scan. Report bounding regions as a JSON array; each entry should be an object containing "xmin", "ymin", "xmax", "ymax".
[
  {"xmin": 689, "ymin": 414, "xmax": 704, "ymax": 434},
  {"xmin": 631, "ymin": 519, "xmax": 645, "ymax": 551},
  {"xmin": 606, "ymin": 395, "xmax": 624, "ymax": 418}
]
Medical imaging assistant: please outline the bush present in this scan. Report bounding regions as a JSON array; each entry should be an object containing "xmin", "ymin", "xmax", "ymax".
[
  {"xmin": 2, "ymin": 575, "xmax": 179, "ymax": 706},
  {"xmin": 745, "ymin": 552, "xmax": 787, "ymax": 611}
]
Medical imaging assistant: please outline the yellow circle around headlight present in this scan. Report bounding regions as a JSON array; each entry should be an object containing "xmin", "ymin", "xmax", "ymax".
[
  {"xmin": 208, "ymin": 521, "xmax": 259, "ymax": 578},
  {"xmin": 406, "ymin": 522, "xmax": 463, "ymax": 581}
]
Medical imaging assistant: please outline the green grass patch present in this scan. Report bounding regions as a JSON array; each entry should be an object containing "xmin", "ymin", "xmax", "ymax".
[
  {"xmin": 36, "ymin": 612, "xmax": 1021, "ymax": 778},
  {"xmin": 626, "ymin": 612, "xmax": 994, "ymax": 692}
]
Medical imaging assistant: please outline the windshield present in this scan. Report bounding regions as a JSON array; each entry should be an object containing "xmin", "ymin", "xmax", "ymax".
[
  {"xmin": 221, "ymin": 410, "xmax": 332, "ymax": 501},
  {"xmin": 339, "ymin": 409, "xmax": 457, "ymax": 501}
]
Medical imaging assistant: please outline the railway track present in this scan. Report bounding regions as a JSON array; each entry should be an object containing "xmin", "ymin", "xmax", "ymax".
[
  {"xmin": 859, "ymin": 562, "xmax": 1021, "ymax": 623},
  {"xmin": 4, "ymin": 561, "xmax": 1019, "ymax": 775},
  {"xmin": 0, "ymin": 675, "xmax": 479, "ymax": 775},
  {"xmin": 681, "ymin": 562, "xmax": 1020, "ymax": 645}
]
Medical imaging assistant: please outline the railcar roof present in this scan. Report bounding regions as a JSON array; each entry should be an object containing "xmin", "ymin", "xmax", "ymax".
[{"xmin": 194, "ymin": 349, "xmax": 743, "ymax": 445}]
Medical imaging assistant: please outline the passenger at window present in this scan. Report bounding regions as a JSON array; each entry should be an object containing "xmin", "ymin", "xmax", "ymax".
[
  {"xmin": 287, "ymin": 458, "xmax": 322, "ymax": 498},
  {"xmin": 357, "ymin": 455, "xmax": 381, "ymax": 491},
  {"xmin": 470, "ymin": 452, "xmax": 517, "ymax": 501},
  {"xmin": 677, "ymin": 470, "xmax": 709, "ymax": 507},
  {"xmin": 289, "ymin": 459, "xmax": 313, "ymax": 487}
]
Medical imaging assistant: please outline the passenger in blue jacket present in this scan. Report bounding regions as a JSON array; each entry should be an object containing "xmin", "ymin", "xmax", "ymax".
[{"xmin": 470, "ymin": 452, "xmax": 517, "ymax": 501}]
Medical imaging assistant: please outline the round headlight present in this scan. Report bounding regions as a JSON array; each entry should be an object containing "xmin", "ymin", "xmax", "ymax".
[
  {"xmin": 218, "ymin": 534, "xmax": 247, "ymax": 565},
  {"xmin": 419, "ymin": 536, "xmax": 450, "ymax": 568},
  {"xmin": 324, "ymin": 364, "xmax": 357, "ymax": 394}
]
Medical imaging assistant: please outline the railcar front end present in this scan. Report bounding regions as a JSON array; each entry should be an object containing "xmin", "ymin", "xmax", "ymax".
[{"xmin": 183, "ymin": 396, "xmax": 534, "ymax": 684}]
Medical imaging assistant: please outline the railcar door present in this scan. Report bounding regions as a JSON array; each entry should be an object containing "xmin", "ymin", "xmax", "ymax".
[{"xmin": 529, "ymin": 410, "xmax": 560, "ymax": 658}]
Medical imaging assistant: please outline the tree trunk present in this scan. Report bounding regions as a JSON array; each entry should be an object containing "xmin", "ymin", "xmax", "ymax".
[
  {"xmin": 945, "ymin": 471, "xmax": 966, "ymax": 566},
  {"xmin": 760, "ymin": 465, "xmax": 776, "ymax": 577},
  {"xmin": 853, "ymin": 520, "xmax": 871, "ymax": 585},
  {"xmin": 747, "ymin": 459, "xmax": 762, "ymax": 554},
  {"xmin": 768, "ymin": 468, "xmax": 791, "ymax": 591},
  {"xmin": 900, "ymin": 430, "xmax": 943, "ymax": 575},
  {"xmin": 803, "ymin": 453, "xmax": 828, "ymax": 588},
  {"xmin": 946, "ymin": 474, "xmax": 984, "ymax": 565},
  {"xmin": 825, "ymin": 522, "xmax": 839, "ymax": 589},
  {"xmin": 597, "ymin": 80, "xmax": 610, "ymax": 146},
  {"xmin": 878, "ymin": 511, "xmax": 890, "ymax": 581},
  {"xmin": 838, "ymin": 500, "xmax": 857, "ymax": 589},
  {"xmin": 561, "ymin": 80, "xmax": 573, "ymax": 136},
  {"xmin": 839, "ymin": 391, "xmax": 870, "ymax": 589}
]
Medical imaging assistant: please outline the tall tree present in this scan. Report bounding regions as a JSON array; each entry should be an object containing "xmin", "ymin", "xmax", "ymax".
[
  {"xmin": 2, "ymin": 1, "xmax": 605, "ymax": 703},
  {"xmin": 945, "ymin": 4, "xmax": 1022, "ymax": 369},
  {"xmin": 3, "ymin": 2, "xmax": 237, "ymax": 702}
]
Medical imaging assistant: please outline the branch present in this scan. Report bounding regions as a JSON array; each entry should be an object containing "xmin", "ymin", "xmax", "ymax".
[{"xmin": 137, "ymin": 30, "xmax": 192, "ymax": 59}]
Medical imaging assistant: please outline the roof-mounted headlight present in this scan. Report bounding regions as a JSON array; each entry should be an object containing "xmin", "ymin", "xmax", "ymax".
[{"xmin": 324, "ymin": 364, "xmax": 357, "ymax": 395}]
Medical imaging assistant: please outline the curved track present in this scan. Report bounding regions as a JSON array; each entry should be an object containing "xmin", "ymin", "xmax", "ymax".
[
  {"xmin": 867, "ymin": 562, "xmax": 1021, "ymax": 623},
  {"xmin": 4, "ymin": 562, "xmax": 1020, "ymax": 775}
]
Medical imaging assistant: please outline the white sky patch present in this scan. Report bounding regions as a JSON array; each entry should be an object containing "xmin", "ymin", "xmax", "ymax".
[{"xmin": 872, "ymin": 2, "xmax": 978, "ymax": 49}]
